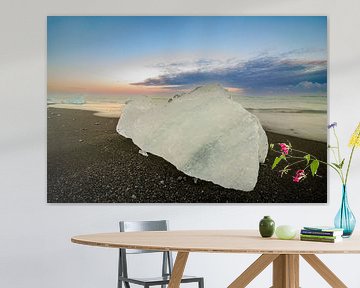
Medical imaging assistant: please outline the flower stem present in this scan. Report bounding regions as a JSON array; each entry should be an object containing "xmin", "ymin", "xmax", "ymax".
[
  {"xmin": 333, "ymin": 127, "xmax": 343, "ymax": 165},
  {"xmin": 345, "ymin": 129, "xmax": 360, "ymax": 185},
  {"xmin": 285, "ymin": 159, "xmax": 306, "ymax": 168},
  {"xmin": 330, "ymin": 147, "xmax": 339, "ymax": 164},
  {"xmin": 345, "ymin": 145, "xmax": 356, "ymax": 185},
  {"xmin": 273, "ymin": 147, "xmax": 344, "ymax": 182},
  {"xmin": 333, "ymin": 127, "xmax": 346, "ymax": 182}
]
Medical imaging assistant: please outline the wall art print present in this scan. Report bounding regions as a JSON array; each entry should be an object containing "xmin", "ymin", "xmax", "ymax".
[{"xmin": 47, "ymin": 16, "xmax": 327, "ymax": 203}]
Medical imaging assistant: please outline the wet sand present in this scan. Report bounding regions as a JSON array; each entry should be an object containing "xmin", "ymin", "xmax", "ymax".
[{"xmin": 47, "ymin": 107, "xmax": 327, "ymax": 203}]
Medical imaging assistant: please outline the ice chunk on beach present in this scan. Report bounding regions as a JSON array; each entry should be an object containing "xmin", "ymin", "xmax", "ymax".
[
  {"xmin": 62, "ymin": 96, "xmax": 86, "ymax": 105},
  {"xmin": 117, "ymin": 84, "xmax": 268, "ymax": 191}
]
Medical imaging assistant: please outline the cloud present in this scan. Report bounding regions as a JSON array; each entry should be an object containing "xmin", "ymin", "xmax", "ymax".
[
  {"xmin": 131, "ymin": 55, "xmax": 327, "ymax": 95},
  {"xmin": 149, "ymin": 58, "xmax": 231, "ymax": 75},
  {"xmin": 296, "ymin": 81, "xmax": 327, "ymax": 89},
  {"xmin": 279, "ymin": 47, "xmax": 326, "ymax": 58}
]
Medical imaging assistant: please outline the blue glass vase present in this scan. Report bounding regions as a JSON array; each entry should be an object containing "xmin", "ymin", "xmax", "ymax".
[{"xmin": 334, "ymin": 185, "xmax": 356, "ymax": 237}]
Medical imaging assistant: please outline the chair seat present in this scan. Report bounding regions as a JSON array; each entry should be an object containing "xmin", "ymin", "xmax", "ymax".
[{"xmin": 119, "ymin": 274, "xmax": 203, "ymax": 286}]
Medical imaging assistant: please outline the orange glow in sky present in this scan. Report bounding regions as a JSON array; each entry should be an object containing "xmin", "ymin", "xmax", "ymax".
[{"xmin": 48, "ymin": 81, "xmax": 175, "ymax": 95}]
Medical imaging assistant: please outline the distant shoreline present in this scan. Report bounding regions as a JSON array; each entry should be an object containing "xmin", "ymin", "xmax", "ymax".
[
  {"xmin": 246, "ymin": 108, "xmax": 326, "ymax": 114},
  {"xmin": 48, "ymin": 102, "xmax": 327, "ymax": 143},
  {"xmin": 47, "ymin": 107, "xmax": 327, "ymax": 203}
]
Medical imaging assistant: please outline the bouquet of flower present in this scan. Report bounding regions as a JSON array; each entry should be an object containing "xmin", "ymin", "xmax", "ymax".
[{"xmin": 270, "ymin": 122, "xmax": 360, "ymax": 185}]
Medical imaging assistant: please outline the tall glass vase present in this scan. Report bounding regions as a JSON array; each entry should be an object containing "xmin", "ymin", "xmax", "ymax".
[{"xmin": 334, "ymin": 185, "xmax": 356, "ymax": 237}]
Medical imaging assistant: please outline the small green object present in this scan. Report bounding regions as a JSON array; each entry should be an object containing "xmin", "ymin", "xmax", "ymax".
[
  {"xmin": 275, "ymin": 225, "xmax": 297, "ymax": 240},
  {"xmin": 259, "ymin": 216, "xmax": 275, "ymax": 238},
  {"xmin": 271, "ymin": 155, "xmax": 285, "ymax": 169},
  {"xmin": 310, "ymin": 159, "xmax": 319, "ymax": 176}
]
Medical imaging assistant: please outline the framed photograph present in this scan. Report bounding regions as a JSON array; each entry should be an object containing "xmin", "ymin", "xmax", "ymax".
[{"xmin": 47, "ymin": 16, "xmax": 327, "ymax": 203}]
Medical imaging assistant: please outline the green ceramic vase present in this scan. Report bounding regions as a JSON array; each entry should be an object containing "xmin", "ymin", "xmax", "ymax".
[{"xmin": 259, "ymin": 216, "xmax": 275, "ymax": 238}]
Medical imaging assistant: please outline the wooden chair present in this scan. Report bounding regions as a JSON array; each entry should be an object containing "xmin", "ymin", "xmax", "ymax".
[{"xmin": 118, "ymin": 220, "xmax": 204, "ymax": 288}]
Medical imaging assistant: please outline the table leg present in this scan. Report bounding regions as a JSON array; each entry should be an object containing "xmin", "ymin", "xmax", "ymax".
[
  {"xmin": 168, "ymin": 252, "xmax": 189, "ymax": 288},
  {"xmin": 272, "ymin": 254, "xmax": 299, "ymax": 288},
  {"xmin": 228, "ymin": 254, "xmax": 279, "ymax": 288},
  {"xmin": 301, "ymin": 254, "xmax": 347, "ymax": 288},
  {"xmin": 229, "ymin": 253, "xmax": 348, "ymax": 288}
]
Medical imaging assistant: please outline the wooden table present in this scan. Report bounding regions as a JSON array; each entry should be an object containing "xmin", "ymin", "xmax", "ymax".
[{"xmin": 71, "ymin": 230, "xmax": 360, "ymax": 288}]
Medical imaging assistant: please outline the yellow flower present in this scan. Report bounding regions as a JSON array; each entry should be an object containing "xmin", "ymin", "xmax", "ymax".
[{"xmin": 349, "ymin": 122, "xmax": 360, "ymax": 147}]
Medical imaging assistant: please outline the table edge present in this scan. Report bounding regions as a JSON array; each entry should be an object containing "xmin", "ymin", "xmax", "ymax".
[{"xmin": 71, "ymin": 236, "xmax": 360, "ymax": 255}]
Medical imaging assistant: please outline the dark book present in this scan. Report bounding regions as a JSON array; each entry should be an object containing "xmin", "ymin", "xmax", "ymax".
[{"xmin": 301, "ymin": 229, "xmax": 343, "ymax": 237}]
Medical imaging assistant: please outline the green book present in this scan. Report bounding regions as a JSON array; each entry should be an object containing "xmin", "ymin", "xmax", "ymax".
[
  {"xmin": 300, "ymin": 236, "xmax": 342, "ymax": 243},
  {"xmin": 300, "ymin": 234, "xmax": 339, "ymax": 240}
]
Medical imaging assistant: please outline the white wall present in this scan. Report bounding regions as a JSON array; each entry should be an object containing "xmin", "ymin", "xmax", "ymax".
[{"xmin": 1, "ymin": 0, "xmax": 360, "ymax": 287}]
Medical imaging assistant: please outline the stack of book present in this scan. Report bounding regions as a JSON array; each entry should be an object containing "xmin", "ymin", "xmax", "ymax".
[{"xmin": 300, "ymin": 226, "xmax": 344, "ymax": 243}]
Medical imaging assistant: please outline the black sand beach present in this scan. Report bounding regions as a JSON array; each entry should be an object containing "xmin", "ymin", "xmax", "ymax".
[{"xmin": 47, "ymin": 107, "xmax": 327, "ymax": 203}]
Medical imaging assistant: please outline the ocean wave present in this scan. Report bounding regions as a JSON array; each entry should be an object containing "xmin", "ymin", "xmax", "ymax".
[{"xmin": 246, "ymin": 108, "xmax": 326, "ymax": 114}]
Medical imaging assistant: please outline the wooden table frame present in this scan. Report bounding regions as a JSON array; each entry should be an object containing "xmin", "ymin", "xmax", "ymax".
[
  {"xmin": 72, "ymin": 230, "xmax": 358, "ymax": 288},
  {"xmin": 168, "ymin": 252, "xmax": 347, "ymax": 288}
]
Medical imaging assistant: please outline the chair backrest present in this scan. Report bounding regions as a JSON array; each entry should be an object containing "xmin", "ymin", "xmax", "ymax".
[
  {"xmin": 118, "ymin": 220, "xmax": 174, "ymax": 283},
  {"xmin": 119, "ymin": 220, "xmax": 169, "ymax": 254}
]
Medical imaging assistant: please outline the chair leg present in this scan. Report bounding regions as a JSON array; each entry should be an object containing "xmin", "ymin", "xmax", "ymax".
[
  {"xmin": 118, "ymin": 279, "xmax": 130, "ymax": 288},
  {"xmin": 161, "ymin": 252, "xmax": 168, "ymax": 288},
  {"xmin": 199, "ymin": 278, "xmax": 204, "ymax": 288}
]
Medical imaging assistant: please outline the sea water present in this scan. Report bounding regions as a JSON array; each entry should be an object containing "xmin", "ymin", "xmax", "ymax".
[
  {"xmin": 233, "ymin": 95, "xmax": 327, "ymax": 142},
  {"xmin": 48, "ymin": 92, "xmax": 327, "ymax": 142}
]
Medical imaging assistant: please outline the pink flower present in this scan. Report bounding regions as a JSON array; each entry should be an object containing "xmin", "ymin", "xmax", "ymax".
[
  {"xmin": 279, "ymin": 143, "xmax": 289, "ymax": 155},
  {"xmin": 293, "ymin": 170, "xmax": 306, "ymax": 183}
]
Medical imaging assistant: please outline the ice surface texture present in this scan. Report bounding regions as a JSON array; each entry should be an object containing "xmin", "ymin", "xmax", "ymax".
[{"xmin": 117, "ymin": 84, "xmax": 268, "ymax": 191}]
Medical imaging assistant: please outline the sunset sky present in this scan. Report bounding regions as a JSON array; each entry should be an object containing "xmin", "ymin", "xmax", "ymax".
[{"xmin": 47, "ymin": 16, "xmax": 327, "ymax": 97}]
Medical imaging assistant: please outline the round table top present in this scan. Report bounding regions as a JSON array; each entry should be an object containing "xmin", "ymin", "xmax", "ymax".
[{"xmin": 71, "ymin": 230, "xmax": 360, "ymax": 254}]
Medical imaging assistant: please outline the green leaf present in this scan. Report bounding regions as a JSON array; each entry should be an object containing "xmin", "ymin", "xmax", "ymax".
[
  {"xmin": 332, "ymin": 159, "xmax": 345, "ymax": 169},
  {"xmin": 270, "ymin": 143, "xmax": 274, "ymax": 149},
  {"xmin": 304, "ymin": 154, "xmax": 311, "ymax": 165},
  {"xmin": 272, "ymin": 157, "xmax": 281, "ymax": 169},
  {"xmin": 332, "ymin": 162, "xmax": 340, "ymax": 169},
  {"xmin": 339, "ymin": 158, "xmax": 345, "ymax": 169},
  {"xmin": 272, "ymin": 155, "xmax": 285, "ymax": 170},
  {"xmin": 310, "ymin": 160, "xmax": 320, "ymax": 176}
]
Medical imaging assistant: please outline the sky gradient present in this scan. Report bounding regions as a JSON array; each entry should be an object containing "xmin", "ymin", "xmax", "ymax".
[{"xmin": 47, "ymin": 16, "xmax": 327, "ymax": 97}]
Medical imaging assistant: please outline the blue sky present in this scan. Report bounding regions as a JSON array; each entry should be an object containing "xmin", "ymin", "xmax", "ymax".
[{"xmin": 48, "ymin": 16, "xmax": 327, "ymax": 96}]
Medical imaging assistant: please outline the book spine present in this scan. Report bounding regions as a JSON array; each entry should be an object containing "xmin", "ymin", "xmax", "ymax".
[
  {"xmin": 300, "ymin": 234, "xmax": 337, "ymax": 240},
  {"xmin": 300, "ymin": 237, "xmax": 337, "ymax": 243},
  {"xmin": 300, "ymin": 230, "xmax": 336, "ymax": 236}
]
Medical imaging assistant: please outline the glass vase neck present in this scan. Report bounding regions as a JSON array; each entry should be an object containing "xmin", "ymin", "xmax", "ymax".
[
  {"xmin": 341, "ymin": 185, "xmax": 349, "ymax": 211},
  {"xmin": 342, "ymin": 185, "xmax": 348, "ymax": 201}
]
